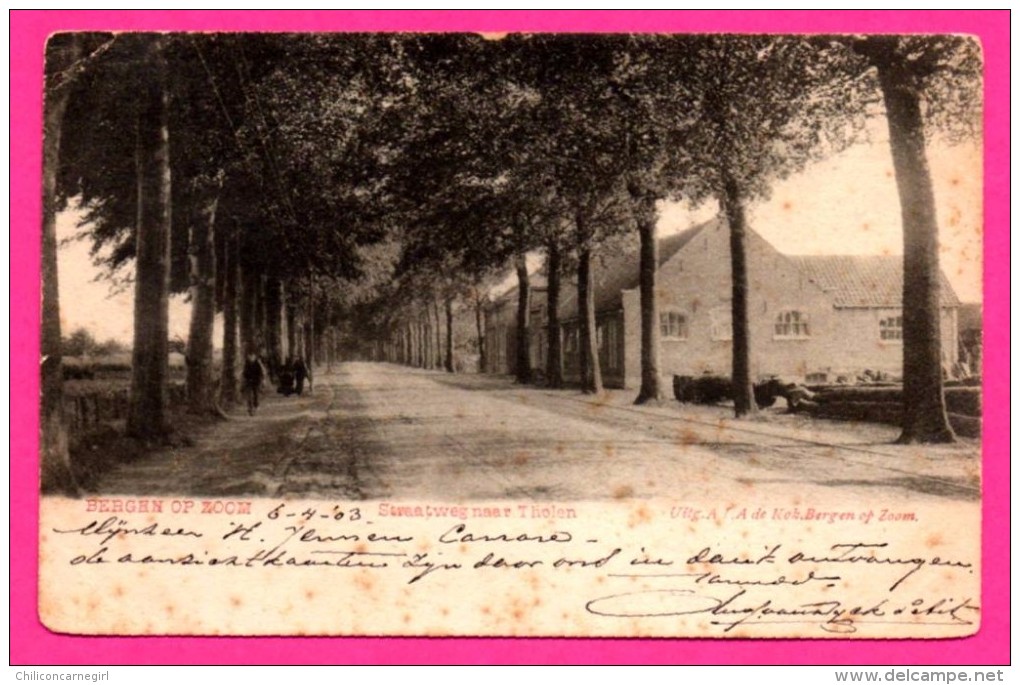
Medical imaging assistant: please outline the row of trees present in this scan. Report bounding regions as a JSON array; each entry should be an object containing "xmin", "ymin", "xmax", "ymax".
[
  {"xmin": 357, "ymin": 33, "xmax": 978, "ymax": 435},
  {"xmin": 59, "ymin": 327, "xmax": 129, "ymax": 358},
  {"xmin": 41, "ymin": 33, "xmax": 979, "ymax": 492}
]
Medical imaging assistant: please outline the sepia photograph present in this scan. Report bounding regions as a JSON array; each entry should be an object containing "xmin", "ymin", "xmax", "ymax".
[{"xmin": 17, "ymin": 11, "xmax": 1006, "ymax": 663}]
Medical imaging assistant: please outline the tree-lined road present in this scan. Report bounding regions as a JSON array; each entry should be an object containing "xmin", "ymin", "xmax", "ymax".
[{"xmin": 95, "ymin": 363, "xmax": 980, "ymax": 504}]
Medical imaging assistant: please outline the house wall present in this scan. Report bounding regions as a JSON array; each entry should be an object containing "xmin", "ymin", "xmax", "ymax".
[
  {"xmin": 822, "ymin": 307, "xmax": 958, "ymax": 379},
  {"xmin": 621, "ymin": 289, "xmax": 641, "ymax": 389},
  {"xmin": 945, "ymin": 307, "xmax": 959, "ymax": 368},
  {"xmin": 619, "ymin": 221, "xmax": 959, "ymax": 386},
  {"xmin": 561, "ymin": 311, "xmax": 626, "ymax": 388},
  {"xmin": 621, "ymin": 221, "xmax": 836, "ymax": 387},
  {"xmin": 483, "ymin": 300, "xmax": 515, "ymax": 375},
  {"xmin": 528, "ymin": 298, "xmax": 548, "ymax": 375},
  {"xmin": 484, "ymin": 289, "xmax": 551, "ymax": 377},
  {"xmin": 485, "ymin": 223, "xmax": 960, "ymax": 386}
]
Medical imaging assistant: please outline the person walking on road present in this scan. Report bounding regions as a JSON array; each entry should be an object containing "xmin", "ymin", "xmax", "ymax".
[
  {"xmin": 243, "ymin": 351, "xmax": 265, "ymax": 415},
  {"xmin": 293, "ymin": 357, "xmax": 309, "ymax": 396},
  {"xmin": 278, "ymin": 357, "xmax": 296, "ymax": 396}
]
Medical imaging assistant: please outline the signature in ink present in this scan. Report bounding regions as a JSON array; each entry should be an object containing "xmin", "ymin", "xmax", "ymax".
[{"xmin": 584, "ymin": 588, "xmax": 979, "ymax": 634}]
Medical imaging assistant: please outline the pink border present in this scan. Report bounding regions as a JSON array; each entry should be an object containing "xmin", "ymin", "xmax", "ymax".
[{"xmin": 11, "ymin": 10, "xmax": 1008, "ymax": 666}]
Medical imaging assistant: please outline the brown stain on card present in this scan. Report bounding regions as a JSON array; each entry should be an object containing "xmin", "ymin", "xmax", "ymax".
[
  {"xmin": 678, "ymin": 429, "xmax": 699, "ymax": 445},
  {"xmin": 627, "ymin": 504, "xmax": 652, "ymax": 527}
]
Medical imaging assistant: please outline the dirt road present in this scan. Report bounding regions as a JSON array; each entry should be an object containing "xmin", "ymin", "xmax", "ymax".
[{"xmin": 93, "ymin": 362, "xmax": 980, "ymax": 503}]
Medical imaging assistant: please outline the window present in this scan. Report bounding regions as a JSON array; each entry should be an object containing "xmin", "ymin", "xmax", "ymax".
[
  {"xmin": 565, "ymin": 328, "xmax": 578, "ymax": 353},
  {"xmin": 660, "ymin": 311, "xmax": 688, "ymax": 340},
  {"xmin": 774, "ymin": 310, "xmax": 810, "ymax": 339},
  {"xmin": 879, "ymin": 315, "xmax": 903, "ymax": 342},
  {"xmin": 710, "ymin": 306, "xmax": 732, "ymax": 341}
]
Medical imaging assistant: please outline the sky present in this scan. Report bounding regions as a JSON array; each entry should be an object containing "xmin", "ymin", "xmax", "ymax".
[
  {"xmin": 56, "ymin": 216, "xmax": 195, "ymax": 345},
  {"xmin": 657, "ymin": 134, "xmax": 983, "ymax": 301},
  {"xmin": 56, "ymin": 134, "xmax": 982, "ymax": 346}
]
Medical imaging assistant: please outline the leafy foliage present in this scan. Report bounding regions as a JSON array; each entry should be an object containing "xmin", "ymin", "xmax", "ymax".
[{"xmin": 52, "ymin": 33, "xmax": 976, "ymax": 382}]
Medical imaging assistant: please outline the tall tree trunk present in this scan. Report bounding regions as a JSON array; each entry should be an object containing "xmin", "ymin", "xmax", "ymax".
[
  {"xmin": 722, "ymin": 172, "xmax": 757, "ymax": 418},
  {"xmin": 410, "ymin": 319, "xmax": 417, "ymax": 366},
  {"xmin": 316, "ymin": 327, "xmax": 325, "ymax": 369},
  {"xmin": 875, "ymin": 63, "xmax": 955, "ymax": 443},
  {"xmin": 433, "ymin": 298, "xmax": 443, "ymax": 369},
  {"xmin": 474, "ymin": 289, "xmax": 486, "ymax": 373},
  {"xmin": 185, "ymin": 180, "xmax": 221, "ymax": 415},
  {"xmin": 327, "ymin": 325, "xmax": 335, "ymax": 372},
  {"xmin": 514, "ymin": 251, "xmax": 532, "ymax": 384},
  {"xmin": 545, "ymin": 240, "xmax": 563, "ymax": 389},
  {"xmin": 422, "ymin": 314, "xmax": 432, "ymax": 369},
  {"xmin": 445, "ymin": 296, "xmax": 454, "ymax": 372},
  {"xmin": 220, "ymin": 225, "xmax": 240, "ymax": 405},
  {"xmin": 416, "ymin": 315, "xmax": 423, "ymax": 368},
  {"xmin": 255, "ymin": 275, "xmax": 267, "ymax": 358},
  {"xmin": 285, "ymin": 300, "xmax": 297, "ymax": 362},
  {"xmin": 278, "ymin": 282, "xmax": 287, "ymax": 360},
  {"xmin": 416, "ymin": 317, "xmax": 425, "ymax": 367},
  {"xmin": 423, "ymin": 315, "xmax": 429, "ymax": 369},
  {"xmin": 127, "ymin": 37, "xmax": 173, "ymax": 441},
  {"xmin": 578, "ymin": 248, "xmax": 603, "ymax": 394},
  {"xmin": 240, "ymin": 266, "xmax": 256, "ymax": 358},
  {"xmin": 428, "ymin": 310, "xmax": 437, "ymax": 370},
  {"xmin": 416, "ymin": 314, "xmax": 424, "ymax": 368},
  {"xmin": 265, "ymin": 277, "xmax": 283, "ymax": 381},
  {"xmin": 305, "ymin": 273, "xmax": 315, "ymax": 378},
  {"xmin": 576, "ymin": 214, "xmax": 603, "ymax": 395},
  {"xmin": 634, "ymin": 199, "xmax": 662, "ymax": 404},
  {"xmin": 40, "ymin": 35, "xmax": 82, "ymax": 492}
]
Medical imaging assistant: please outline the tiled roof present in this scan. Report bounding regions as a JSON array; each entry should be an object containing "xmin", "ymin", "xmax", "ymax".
[
  {"xmin": 492, "ymin": 272, "xmax": 548, "ymax": 306},
  {"xmin": 558, "ymin": 218, "xmax": 715, "ymax": 319},
  {"xmin": 488, "ymin": 265, "xmax": 550, "ymax": 309},
  {"xmin": 790, "ymin": 255, "xmax": 961, "ymax": 308},
  {"xmin": 496, "ymin": 219, "xmax": 961, "ymax": 319}
]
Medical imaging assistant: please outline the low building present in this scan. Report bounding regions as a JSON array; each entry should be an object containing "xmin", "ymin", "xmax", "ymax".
[
  {"xmin": 483, "ymin": 272, "xmax": 548, "ymax": 377},
  {"xmin": 486, "ymin": 217, "xmax": 961, "ymax": 389},
  {"xmin": 956, "ymin": 302, "xmax": 982, "ymax": 375}
]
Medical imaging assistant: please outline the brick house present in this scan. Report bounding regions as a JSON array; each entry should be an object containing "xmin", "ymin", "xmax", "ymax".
[
  {"xmin": 486, "ymin": 216, "xmax": 960, "ymax": 388},
  {"xmin": 482, "ymin": 272, "xmax": 548, "ymax": 376},
  {"xmin": 556, "ymin": 229, "xmax": 704, "ymax": 388}
]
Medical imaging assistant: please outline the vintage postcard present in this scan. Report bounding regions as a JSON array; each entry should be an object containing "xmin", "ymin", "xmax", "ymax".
[{"xmin": 33, "ymin": 25, "xmax": 988, "ymax": 644}]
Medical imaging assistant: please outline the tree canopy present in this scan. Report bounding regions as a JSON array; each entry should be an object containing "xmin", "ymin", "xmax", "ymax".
[{"xmin": 47, "ymin": 32, "xmax": 978, "ymax": 441}]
